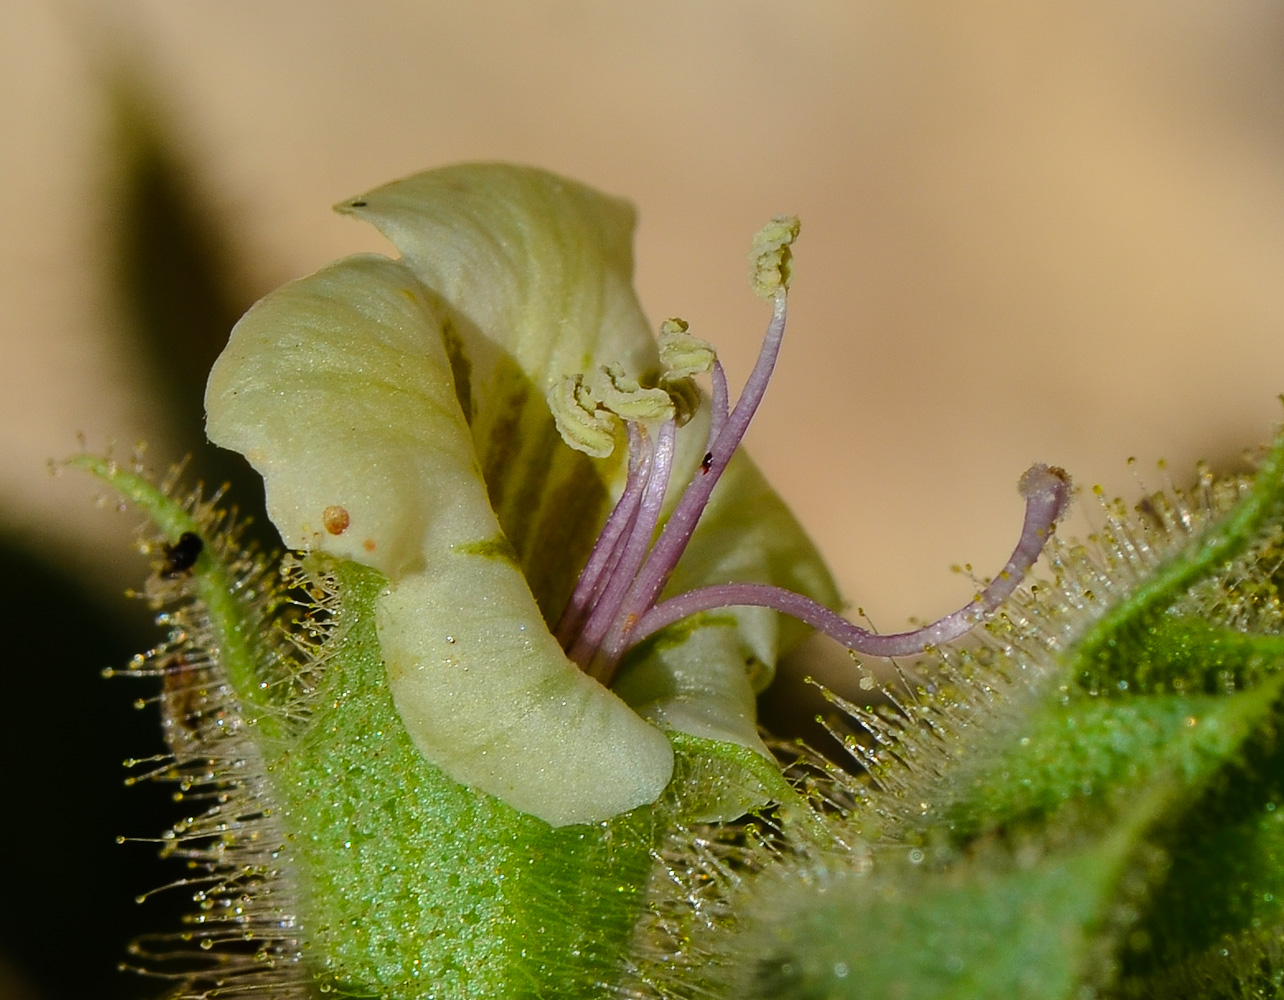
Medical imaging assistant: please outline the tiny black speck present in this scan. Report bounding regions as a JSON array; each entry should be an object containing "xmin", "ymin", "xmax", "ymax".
[
  {"xmin": 162, "ymin": 532, "xmax": 203, "ymax": 577},
  {"xmin": 350, "ymin": 199, "xmax": 368, "ymax": 207},
  {"xmin": 700, "ymin": 451, "xmax": 714, "ymax": 474}
]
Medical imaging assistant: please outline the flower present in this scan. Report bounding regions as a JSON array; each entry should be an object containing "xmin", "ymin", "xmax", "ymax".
[{"xmin": 205, "ymin": 163, "xmax": 1068, "ymax": 827}]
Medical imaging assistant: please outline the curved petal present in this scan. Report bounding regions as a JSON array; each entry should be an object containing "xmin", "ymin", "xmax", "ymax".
[
  {"xmin": 337, "ymin": 164, "xmax": 659, "ymax": 614},
  {"xmin": 337, "ymin": 163, "xmax": 658, "ymax": 386},
  {"xmin": 205, "ymin": 254, "xmax": 469, "ymax": 578},
  {"xmin": 206, "ymin": 254, "xmax": 673, "ymax": 826}
]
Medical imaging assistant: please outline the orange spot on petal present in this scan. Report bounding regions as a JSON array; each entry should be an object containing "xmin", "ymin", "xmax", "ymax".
[{"xmin": 322, "ymin": 505, "xmax": 351, "ymax": 535}]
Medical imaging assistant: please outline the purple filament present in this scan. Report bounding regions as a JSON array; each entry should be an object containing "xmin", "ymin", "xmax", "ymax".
[
  {"xmin": 708, "ymin": 360, "xmax": 730, "ymax": 442},
  {"xmin": 570, "ymin": 421, "xmax": 676, "ymax": 673},
  {"xmin": 554, "ymin": 425, "xmax": 652, "ymax": 649},
  {"xmin": 556, "ymin": 290, "xmax": 1071, "ymax": 685}
]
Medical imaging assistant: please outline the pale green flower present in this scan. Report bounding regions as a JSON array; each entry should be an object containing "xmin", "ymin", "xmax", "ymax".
[
  {"xmin": 204, "ymin": 164, "xmax": 840, "ymax": 825},
  {"xmin": 204, "ymin": 163, "xmax": 1063, "ymax": 826}
]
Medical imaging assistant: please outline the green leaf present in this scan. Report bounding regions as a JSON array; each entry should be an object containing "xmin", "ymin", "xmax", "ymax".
[{"xmin": 739, "ymin": 850, "xmax": 1120, "ymax": 1000}]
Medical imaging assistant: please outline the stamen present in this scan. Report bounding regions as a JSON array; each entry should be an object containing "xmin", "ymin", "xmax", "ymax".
[
  {"xmin": 554, "ymin": 214, "xmax": 1070, "ymax": 689},
  {"xmin": 594, "ymin": 364, "xmax": 674, "ymax": 424},
  {"xmin": 748, "ymin": 215, "xmax": 801, "ymax": 299},
  {"xmin": 549, "ymin": 373, "xmax": 616, "ymax": 458},
  {"xmin": 658, "ymin": 319, "xmax": 717, "ymax": 380},
  {"xmin": 658, "ymin": 319, "xmax": 715, "ymax": 428},
  {"xmin": 548, "ymin": 365, "xmax": 676, "ymax": 460},
  {"xmin": 588, "ymin": 291, "xmax": 790, "ymax": 679}
]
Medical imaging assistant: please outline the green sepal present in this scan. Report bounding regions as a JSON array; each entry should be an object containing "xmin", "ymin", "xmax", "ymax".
[
  {"xmin": 1071, "ymin": 422, "xmax": 1284, "ymax": 694},
  {"xmin": 733, "ymin": 667, "xmax": 1284, "ymax": 1000},
  {"xmin": 665, "ymin": 730, "xmax": 825, "ymax": 835},
  {"xmin": 1116, "ymin": 616, "xmax": 1284, "ymax": 696},
  {"xmin": 1119, "ymin": 705, "xmax": 1284, "ymax": 992},
  {"xmin": 944, "ymin": 686, "xmax": 1284, "ymax": 844},
  {"xmin": 271, "ymin": 560, "xmax": 660, "ymax": 998},
  {"xmin": 69, "ymin": 454, "xmax": 286, "ymax": 740}
]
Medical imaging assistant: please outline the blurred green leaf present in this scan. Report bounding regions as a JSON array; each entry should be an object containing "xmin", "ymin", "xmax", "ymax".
[{"xmin": 106, "ymin": 78, "xmax": 270, "ymax": 543}]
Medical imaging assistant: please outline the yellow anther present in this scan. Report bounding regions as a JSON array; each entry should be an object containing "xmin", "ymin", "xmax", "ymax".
[
  {"xmin": 658, "ymin": 318, "xmax": 716, "ymax": 380},
  {"xmin": 749, "ymin": 215, "xmax": 801, "ymax": 299},
  {"xmin": 591, "ymin": 364, "xmax": 675, "ymax": 424},
  {"xmin": 548, "ymin": 373, "xmax": 617, "ymax": 458}
]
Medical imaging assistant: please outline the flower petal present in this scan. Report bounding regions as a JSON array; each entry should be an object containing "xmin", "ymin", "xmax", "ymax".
[
  {"xmin": 337, "ymin": 165, "xmax": 664, "ymax": 618},
  {"xmin": 206, "ymin": 254, "xmax": 468, "ymax": 578},
  {"xmin": 337, "ymin": 164, "xmax": 658, "ymax": 386},
  {"xmin": 206, "ymin": 254, "xmax": 673, "ymax": 826}
]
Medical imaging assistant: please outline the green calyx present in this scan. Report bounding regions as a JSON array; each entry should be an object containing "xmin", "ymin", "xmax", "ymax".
[
  {"xmin": 705, "ymin": 422, "xmax": 1284, "ymax": 1000},
  {"xmin": 272, "ymin": 561, "xmax": 660, "ymax": 999}
]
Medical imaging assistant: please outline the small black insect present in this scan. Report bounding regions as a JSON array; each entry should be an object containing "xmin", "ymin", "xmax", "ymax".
[
  {"xmin": 162, "ymin": 532, "xmax": 203, "ymax": 577},
  {"xmin": 700, "ymin": 451, "xmax": 714, "ymax": 474}
]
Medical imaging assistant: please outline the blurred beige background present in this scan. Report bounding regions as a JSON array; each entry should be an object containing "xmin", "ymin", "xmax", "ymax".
[{"xmin": 6, "ymin": 0, "xmax": 1284, "ymax": 628}]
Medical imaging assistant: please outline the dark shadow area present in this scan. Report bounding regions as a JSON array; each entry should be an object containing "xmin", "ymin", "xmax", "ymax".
[
  {"xmin": 104, "ymin": 78, "xmax": 272, "ymax": 553},
  {"xmin": 0, "ymin": 535, "xmax": 187, "ymax": 1000}
]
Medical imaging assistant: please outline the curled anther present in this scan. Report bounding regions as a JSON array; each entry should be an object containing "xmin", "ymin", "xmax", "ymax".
[
  {"xmin": 550, "ymin": 364, "xmax": 679, "ymax": 459},
  {"xmin": 749, "ymin": 215, "xmax": 801, "ymax": 299},
  {"xmin": 658, "ymin": 318, "xmax": 716, "ymax": 426},
  {"xmin": 592, "ymin": 364, "xmax": 675, "ymax": 424},
  {"xmin": 549, "ymin": 373, "xmax": 617, "ymax": 458},
  {"xmin": 659, "ymin": 318, "xmax": 716, "ymax": 379}
]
